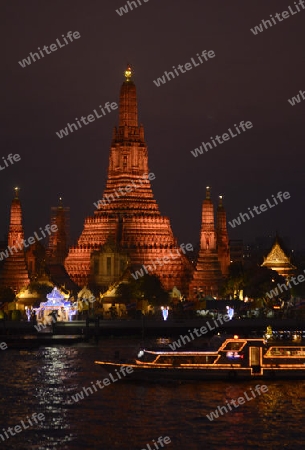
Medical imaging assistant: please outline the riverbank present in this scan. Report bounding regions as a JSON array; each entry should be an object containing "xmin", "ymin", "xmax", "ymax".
[{"xmin": 1, "ymin": 317, "xmax": 304, "ymax": 343}]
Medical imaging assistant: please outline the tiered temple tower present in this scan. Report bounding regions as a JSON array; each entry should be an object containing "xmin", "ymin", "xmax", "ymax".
[
  {"xmin": 47, "ymin": 197, "xmax": 70, "ymax": 265},
  {"xmin": 65, "ymin": 66, "xmax": 193, "ymax": 292},
  {"xmin": 216, "ymin": 195, "xmax": 230, "ymax": 276},
  {"xmin": 189, "ymin": 187, "xmax": 228, "ymax": 298},
  {"xmin": 0, "ymin": 188, "xmax": 30, "ymax": 290}
]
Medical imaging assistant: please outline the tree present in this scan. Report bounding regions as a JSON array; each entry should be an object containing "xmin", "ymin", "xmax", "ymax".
[
  {"xmin": 116, "ymin": 282, "xmax": 133, "ymax": 303},
  {"xmin": 123, "ymin": 274, "xmax": 169, "ymax": 307},
  {"xmin": 28, "ymin": 282, "xmax": 53, "ymax": 297},
  {"xmin": 0, "ymin": 287, "xmax": 15, "ymax": 303},
  {"xmin": 221, "ymin": 262, "xmax": 288, "ymax": 301},
  {"xmin": 220, "ymin": 262, "xmax": 244, "ymax": 299}
]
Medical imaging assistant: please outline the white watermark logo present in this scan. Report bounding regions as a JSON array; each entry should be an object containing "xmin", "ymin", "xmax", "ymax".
[
  {"xmin": 18, "ymin": 31, "xmax": 81, "ymax": 68},
  {"xmin": 0, "ymin": 153, "xmax": 21, "ymax": 172},
  {"xmin": 70, "ymin": 367, "xmax": 134, "ymax": 403},
  {"xmin": 56, "ymin": 102, "xmax": 118, "ymax": 139},
  {"xmin": 266, "ymin": 271, "xmax": 305, "ymax": 299},
  {"xmin": 228, "ymin": 191, "xmax": 291, "ymax": 228},
  {"xmin": 116, "ymin": 0, "xmax": 150, "ymax": 16},
  {"xmin": 93, "ymin": 172, "xmax": 155, "ymax": 208},
  {"xmin": 0, "ymin": 342, "xmax": 8, "ymax": 351},
  {"xmin": 250, "ymin": 1, "xmax": 305, "ymax": 35},
  {"xmin": 288, "ymin": 89, "xmax": 305, "ymax": 106},
  {"xmin": 250, "ymin": 0, "xmax": 305, "ymax": 35},
  {"xmin": 153, "ymin": 50, "xmax": 215, "ymax": 87},
  {"xmin": 206, "ymin": 385, "xmax": 268, "ymax": 421},
  {"xmin": 0, "ymin": 413, "xmax": 45, "ymax": 443},
  {"xmin": 0, "ymin": 223, "xmax": 58, "ymax": 261},
  {"xmin": 191, "ymin": 121, "xmax": 253, "ymax": 158},
  {"xmin": 140, "ymin": 435, "xmax": 171, "ymax": 450},
  {"xmin": 169, "ymin": 315, "xmax": 231, "ymax": 351},
  {"xmin": 131, "ymin": 243, "xmax": 193, "ymax": 280}
]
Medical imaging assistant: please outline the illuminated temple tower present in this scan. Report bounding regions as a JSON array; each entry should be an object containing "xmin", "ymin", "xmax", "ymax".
[
  {"xmin": 47, "ymin": 197, "xmax": 70, "ymax": 265},
  {"xmin": 0, "ymin": 188, "xmax": 30, "ymax": 290},
  {"xmin": 65, "ymin": 66, "xmax": 193, "ymax": 292},
  {"xmin": 189, "ymin": 187, "xmax": 229, "ymax": 298},
  {"xmin": 216, "ymin": 195, "xmax": 230, "ymax": 276}
]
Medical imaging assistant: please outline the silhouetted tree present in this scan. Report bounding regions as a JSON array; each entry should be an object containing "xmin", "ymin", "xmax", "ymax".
[
  {"xmin": 122, "ymin": 274, "xmax": 169, "ymax": 307},
  {"xmin": 0, "ymin": 287, "xmax": 15, "ymax": 303}
]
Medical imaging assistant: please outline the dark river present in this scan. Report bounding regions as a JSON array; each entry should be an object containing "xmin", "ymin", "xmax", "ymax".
[{"xmin": 0, "ymin": 337, "xmax": 303, "ymax": 450}]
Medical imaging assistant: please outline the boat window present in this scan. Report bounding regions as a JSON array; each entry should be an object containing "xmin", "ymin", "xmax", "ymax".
[
  {"xmin": 157, "ymin": 356, "xmax": 173, "ymax": 364},
  {"xmin": 226, "ymin": 351, "xmax": 242, "ymax": 360},
  {"xmin": 265, "ymin": 347, "xmax": 305, "ymax": 357},
  {"xmin": 173, "ymin": 356, "xmax": 194, "ymax": 365},
  {"xmin": 193, "ymin": 355, "xmax": 217, "ymax": 364},
  {"xmin": 223, "ymin": 342, "xmax": 244, "ymax": 351},
  {"xmin": 137, "ymin": 352, "xmax": 158, "ymax": 363},
  {"xmin": 157, "ymin": 355, "xmax": 217, "ymax": 365}
]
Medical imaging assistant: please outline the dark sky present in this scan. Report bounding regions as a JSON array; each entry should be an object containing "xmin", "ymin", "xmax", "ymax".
[{"xmin": 1, "ymin": 0, "xmax": 305, "ymax": 251}]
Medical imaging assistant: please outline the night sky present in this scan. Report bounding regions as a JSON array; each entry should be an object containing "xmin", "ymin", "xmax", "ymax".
[{"xmin": 2, "ymin": 0, "xmax": 305, "ymax": 251}]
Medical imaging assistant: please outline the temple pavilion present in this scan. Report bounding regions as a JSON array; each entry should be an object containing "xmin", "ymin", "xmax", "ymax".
[{"xmin": 261, "ymin": 235, "xmax": 296, "ymax": 278}]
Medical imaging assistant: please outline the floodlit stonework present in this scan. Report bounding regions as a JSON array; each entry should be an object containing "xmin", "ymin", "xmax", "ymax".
[
  {"xmin": 189, "ymin": 187, "xmax": 229, "ymax": 298},
  {"xmin": 0, "ymin": 188, "xmax": 30, "ymax": 290},
  {"xmin": 64, "ymin": 66, "xmax": 193, "ymax": 292}
]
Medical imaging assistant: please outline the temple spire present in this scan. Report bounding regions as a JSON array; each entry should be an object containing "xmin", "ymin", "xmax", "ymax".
[
  {"xmin": 119, "ymin": 64, "xmax": 138, "ymax": 128},
  {"xmin": 216, "ymin": 195, "xmax": 230, "ymax": 275},
  {"xmin": 0, "ymin": 189, "xmax": 30, "ymax": 290},
  {"xmin": 205, "ymin": 186, "xmax": 211, "ymax": 200},
  {"xmin": 201, "ymin": 186, "xmax": 215, "ymax": 248},
  {"xmin": 47, "ymin": 197, "xmax": 70, "ymax": 265},
  {"xmin": 218, "ymin": 195, "xmax": 223, "ymax": 208},
  {"xmin": 124, "ymin": 64, "xmax": 132, "ymax": 81},
  {"xmin": 9, "ymin": 188, "xmax": 24, "ymax": 239},
  {"xmin": 189, "ymin": 187, "xmax": 223, "ymax": 298},
  {"xmin": 216, "ymin": 195, "xmax": 226, "ymax": 230}
]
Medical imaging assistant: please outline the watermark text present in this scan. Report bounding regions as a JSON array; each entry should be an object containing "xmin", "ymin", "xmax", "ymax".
[
  {"xmin": 228, "ymin": 191, "xmax": 290, "ymax": 228},
  {"xmin": 250, "ymin": 1, "xmax": 305, "ymax": 35},
  {"xmin": 131, "ymin": 243, "xmax": 193, "ymax": 280},
  {"xmin": 94, "ymin": 172, "xmax": 155, "ymax": 208},
  {"xmin": 153, "ymin": 50, "xmax": 215, "ymax": 87},
  {"xmin": 18, "ymin": 31, "xmax": 81, "ymax": 68},
  {"xmin": 56, "ymin": 102, "xmax": 118, "ymax": 139},
  {"xmin": 191, "ymin": 121, "xmax": 253, "ymax": 158},
  {"xmin": 206, "ymin": 385, "xmax": 268, "ymax": 421}
]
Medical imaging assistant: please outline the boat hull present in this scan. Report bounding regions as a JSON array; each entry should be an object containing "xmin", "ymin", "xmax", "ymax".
[{"xmin": 95, "ymin": 362, "xmax": 305, "ymax": 381}]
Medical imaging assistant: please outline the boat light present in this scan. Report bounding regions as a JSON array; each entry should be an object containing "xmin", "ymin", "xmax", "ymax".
[
  {"xmin": 137, "ymin": 350, "xmax": 144, "ymax": 358},
  {"xmin": 234, "ymin": 335, "xmax": 239, "ymax": 339}
]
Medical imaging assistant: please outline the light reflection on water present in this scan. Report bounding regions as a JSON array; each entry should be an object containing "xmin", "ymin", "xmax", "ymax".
[{"xmin": 0, "ymin": 339, "xmax": 304, "ymax": 449}]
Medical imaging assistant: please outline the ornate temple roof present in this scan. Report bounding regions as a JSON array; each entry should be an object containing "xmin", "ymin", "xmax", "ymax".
[{"xmin": 261, "ymin": 236, "xmax": 296, "ymax": 277}]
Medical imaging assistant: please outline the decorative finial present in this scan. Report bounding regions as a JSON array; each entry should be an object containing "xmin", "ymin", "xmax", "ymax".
[
  {"xmin": 218, "ymin": 195, "xmax": 223, "ymax": 206},
  {"xmin": 58, "ymin": 196, "xmax": 63, "ymax": 207},
  {"xmin": 206, "ymin": 186, "xmax": 210, "ymax": 199},
  {"xmin": 124, "ymin": 64, "xmax": 132, "ymax": 81},
  {"xmin": 14, "ymin": 187, "xmax": 19, "ymax": 198}
]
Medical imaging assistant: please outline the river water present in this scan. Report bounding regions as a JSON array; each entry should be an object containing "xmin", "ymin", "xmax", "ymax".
[{"xmin": 0, "ymin": 337, "xmax": 303, "ymax": 450}]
